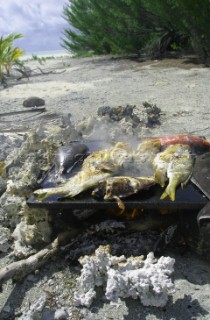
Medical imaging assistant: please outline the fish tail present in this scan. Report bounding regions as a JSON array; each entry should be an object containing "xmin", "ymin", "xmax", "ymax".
[
  {"xmin": 33, "ymin": 186, "xmax": 65, "ymax": 201},
  {"xmin": 154, "ymin": 171, "xmax": 166, "ymax": 187},
  {"xmin": 160, "ymin": 185, "xmax": 176, "ymax": 201}
]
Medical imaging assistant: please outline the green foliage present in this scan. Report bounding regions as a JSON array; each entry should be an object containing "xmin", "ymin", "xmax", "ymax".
[
  {"xmin": 0, "ymin": 33, "xmax": 25, "ymax": 81},
  {"xmin": 31, "ymin": 54, "xmax": 47, "ymax": 64},
  {"xmin": 141, "ymin": 0, "xmax": 210, "ymax": 63},
  {"xmin": 62, "ymin": 0, "xmax": 158, "ymax": 54},
  {"xmin": 62, "ymin": 0, "xmax": 210, "ymax": 64}
]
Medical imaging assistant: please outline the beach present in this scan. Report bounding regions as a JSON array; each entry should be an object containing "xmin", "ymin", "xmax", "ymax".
[
  {"xmin": 1, "ymin": 54, "xmax": 210, "ymax": 138},
  {"xmin": 0, "ymin": 54, "xmax": 210, "ymax": 319}
]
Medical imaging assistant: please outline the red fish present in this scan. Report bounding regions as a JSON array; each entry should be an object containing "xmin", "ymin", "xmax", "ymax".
[{"xmin": 148, "ymin": 134, "xmax": 210, "ymax": 148}]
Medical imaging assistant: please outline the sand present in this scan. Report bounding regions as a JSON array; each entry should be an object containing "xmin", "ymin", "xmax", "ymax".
[{"xmin": 0, "ymin": 54, "xmax": 210, "ymax": 138}]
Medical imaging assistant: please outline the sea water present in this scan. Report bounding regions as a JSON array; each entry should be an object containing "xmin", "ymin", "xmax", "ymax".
[{"xmin": 20, "ymin": 49, "xmax": 71, "ymax": 60}]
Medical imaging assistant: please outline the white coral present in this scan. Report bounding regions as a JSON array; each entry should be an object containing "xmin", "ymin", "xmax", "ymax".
[{"xmin": 74, "ymin": 245, "xmax": 175, "ymax": 308}]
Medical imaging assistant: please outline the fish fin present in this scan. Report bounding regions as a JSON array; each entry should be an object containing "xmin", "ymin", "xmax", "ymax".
[
  {"xmin": 34, "ymin": 191, "xmax": 49, "ymax": 201},
  {"xmin": 154, "ymin": 171, "xmax": 166, "ymax": 187},
  {"xmin": 181, "ymin": 174, "xmax": 192, "ymax": 189},
  {"xmin": 160, "ymin": 187, "xmax": 175, "ymax": 201},
  {"xmin": 114, "ymin": 196, "xmax": 125, "ymax": 211},
  {"xmin": 181, "ymin": 181, "xmax": 187, "ymax": 189}
]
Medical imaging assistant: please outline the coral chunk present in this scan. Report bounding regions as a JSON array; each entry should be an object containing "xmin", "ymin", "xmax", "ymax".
[{"xmin": 74, "ymin": 245, "xmax": 175, "ymax": 308}]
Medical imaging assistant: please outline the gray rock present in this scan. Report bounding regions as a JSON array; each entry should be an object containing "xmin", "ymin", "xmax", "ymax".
[
  {"xmin": 23, "ymin": 97, "xmax": 45, "ymax": 108},
  {"xmin": 54, "ymin": 309, "xmax": 68, "ymax": 320},
  {"xmin": 0, "ymin": 227, "xmax": 11, "ymax": 252},
  {"xmin": 0, "ymin": 176, "xmax": 7, "ymax": 195}
]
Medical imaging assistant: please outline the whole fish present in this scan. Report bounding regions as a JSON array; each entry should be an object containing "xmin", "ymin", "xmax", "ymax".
[
  {"xmin": 34, "ymin": 169, "xmax": 114, "ymax": 201},
  {"xmin": 147, "ymin": 134, "xmax": 210, "ymax": 148},
  {"xmin": 92, "ymin": 176, "xmax": 155, "ymax": 210},
  {"xmin": 34, "ymin": 142, "xmax": 131, "ymax": 200},
  {"xmin": 153, "ymin": 144, "xmax": 182, "ymax": 187},
  {"xmin": 55, "ymin": 143, "xmax": 89, "ymax": 174},
  {"xmin": 160, "ymin": 144, "xmax": 194, "ymax": 201}
]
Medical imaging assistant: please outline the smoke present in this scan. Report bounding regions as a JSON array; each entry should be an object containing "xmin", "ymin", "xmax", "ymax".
[
  {"xmin": 75, "ymin": 114, "xmax": 156, "ymax": 177},
  {"xmin": 76, "ymin": 116, "xmax": 140, "ymax": 148}
]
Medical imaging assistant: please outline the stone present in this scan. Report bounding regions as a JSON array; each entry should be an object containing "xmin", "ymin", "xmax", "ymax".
[
  {"xmin": 54, "ymin": 309, "xmax": 68, "ymax": 320},
  {"xmin": 23, "ymin": 96, "xmax": 45, "ymax": 108},
  {"xmin": 0, "ymin": 176, "xmax": 7, "ymax": 196},
  {"xmin": 0, "ymin": 227, "xmax": 11, "ymax": 252}
]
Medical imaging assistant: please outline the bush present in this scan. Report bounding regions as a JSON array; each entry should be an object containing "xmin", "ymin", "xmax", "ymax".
[
  {"xmin": 62, "ymin": 0, "xmax": 210, "ymax": 64},
  {"xmin": 62, "ymin": 0, "xmax": 159, "ymax": 55}
]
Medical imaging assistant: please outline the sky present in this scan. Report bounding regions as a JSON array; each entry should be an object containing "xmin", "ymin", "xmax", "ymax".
[{"xmin": 0, "ymin": 0, "xmax": 69, "ymax": 53}]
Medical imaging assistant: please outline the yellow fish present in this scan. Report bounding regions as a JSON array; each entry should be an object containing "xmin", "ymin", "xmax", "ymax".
[
  {"xmin": 160, "ymin": 145, "xmax": 194, "ymax": 201},
  {"xmin": 153, "ymin": 144, "xmax": 182, "ymax": 187}
]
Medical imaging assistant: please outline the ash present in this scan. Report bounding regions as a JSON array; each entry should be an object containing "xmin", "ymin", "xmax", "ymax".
[{"xmin": 65, "ymin": 220, "xmax": 160, "ymax": 261}]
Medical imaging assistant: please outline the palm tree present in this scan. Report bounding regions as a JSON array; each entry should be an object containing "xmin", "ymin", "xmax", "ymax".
[{"xmin": 0, "ymin": 33, "xmax": 25, "ymax": 82}]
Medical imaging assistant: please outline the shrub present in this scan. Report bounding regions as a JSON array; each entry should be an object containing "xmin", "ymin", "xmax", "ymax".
[{"xmin": 62, "ymin": 0, "xmax": 210, "ymax": 64}]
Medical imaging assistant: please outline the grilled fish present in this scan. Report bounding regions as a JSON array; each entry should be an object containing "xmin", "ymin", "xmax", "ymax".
[
  {"xmin": 153, "ymin": 144, "xmax": 182, "ymax": 187},
  {"xmin": 92, "ymin": 176, "xmax": 155, "ymax": 210},
  {"xmin": 160, "ymin": 145, "xmax": 194, "ymax": 201},
  {"xmin": 147, "ymin": 134, "xmax": 210, "ymax": 148},
  {"xmin": 34, "ymin": 142, "xmax": 132, "ymax": 200}
]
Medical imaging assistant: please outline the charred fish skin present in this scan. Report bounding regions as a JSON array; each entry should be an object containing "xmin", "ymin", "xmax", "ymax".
[
  {"xmin": 55, "ymin": 143, "xmax": 89, "ymax": 174},
  {"xmin": 92, "ymin": 176, "xmax": 155, "ymax": 201},
  {"xmin": 160, "ymin": 145, "xmax": 194, "ymax": 201},
  {"xmin": 92, "ymin": 176, "xmax": 141, "ymax": 200},
  {"xmin": 153, "ymin": 144, "xmax": 182, "ymax": 187}
]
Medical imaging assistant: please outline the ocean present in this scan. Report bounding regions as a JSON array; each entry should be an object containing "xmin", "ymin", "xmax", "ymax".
[{"xmin": 20, "ymin": 49, "xmax": 71, "ymax": 60}]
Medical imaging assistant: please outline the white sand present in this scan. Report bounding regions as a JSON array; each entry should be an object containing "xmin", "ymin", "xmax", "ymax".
[{"xmin": 0, "ymin": 54, "xmax": 210, "ymax": 138}]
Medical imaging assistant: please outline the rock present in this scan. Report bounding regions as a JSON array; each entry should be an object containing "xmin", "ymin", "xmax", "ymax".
[
  {"xmin": 0, "ymin": 176, "xmax": 7, "ymax": 196},
  {"xmin": 23, "ymin": 97, "xmax": 45, "ymax": 108},
  {"xmin": 0, "ymin": 227, "xmax": 11, "ymax": 252},
  {"xmin": 74, "ymin": 245, "xmax": 175, "ymax": 308},
  {"xmin": 54, "ymin": 309, "xmax": 68, "ymax": 320}
]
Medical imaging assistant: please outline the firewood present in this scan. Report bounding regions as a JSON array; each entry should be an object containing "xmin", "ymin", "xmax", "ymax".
[{"xmin": 0, "ymin": 229, "xmax": 78, "ymax": 286}]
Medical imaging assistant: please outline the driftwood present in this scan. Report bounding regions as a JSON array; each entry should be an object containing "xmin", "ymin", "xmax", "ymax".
[
  {"xmin": 1, "ymin": 67, "xmax": 66, "ymax": 86},
  {"xmin": 15, "ymin": 67, "xmax": 32, "ymax": 80},
  {"xmin": 37, "ymin": 67, "xmax": 66, "ymax": 75},
  {"xmin": 15, "ymin": 67, "xmax": 66, "ymax": 79},
  {"xmin": 0, "ymin": 107, "xmax": 46, "ymax": 118},
  {"xmin": 0, "ymin": 229, "xmax": 78, "ymax": 286}
]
